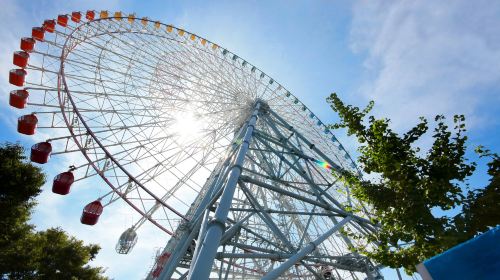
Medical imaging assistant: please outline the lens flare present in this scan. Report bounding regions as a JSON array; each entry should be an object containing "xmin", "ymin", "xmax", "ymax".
[{"xmin": 313, "ymin": 158, "xmax": 333, "ymax": 170}]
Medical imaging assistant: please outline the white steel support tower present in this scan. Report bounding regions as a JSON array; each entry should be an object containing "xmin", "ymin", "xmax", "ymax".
[{"xmin": 151, "ymin": 102, "xmax": 381, "ymax": 280}]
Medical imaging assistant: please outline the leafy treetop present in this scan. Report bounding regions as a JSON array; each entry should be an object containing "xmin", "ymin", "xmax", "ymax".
[
  {"xmin": 0, "ymin": 143, "xmax": 108, "ymax": 280},
  {"xmin": 327, "ymin": 93, "xmax": 499, "ymax": 273}
]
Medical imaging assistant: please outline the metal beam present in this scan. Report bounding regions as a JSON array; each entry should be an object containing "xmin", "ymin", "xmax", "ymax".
[
  {"xmin": 261, "ymin": 216, "xmax": 353, "ymax": 280},
  {"xmin": 188, "ymin": 103, "xmax": 261, "ymax": 279},
  {"xmin": 238, "ymin": 181, "xmax": 296, "ymax": 252}
]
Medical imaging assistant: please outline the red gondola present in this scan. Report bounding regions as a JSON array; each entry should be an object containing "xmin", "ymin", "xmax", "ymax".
[
  {"xmin": 71, "ymin": 12, "xmax": 81, "ymax": 23},
  {"xmin": 86, "ymin": 10, "xmax": 95, "ymax": 21},
  {"xmin": 30, "ymin": 142, "xmax": 52, "ymax": 164},
  {"xmin": 81, "ymin": 200, "xmax": 103, "ymax": 225},
  {"xmin": 57, "ymin": 14, "xmax": 68, "ymax": 27},
  {"xmin": 152, "ymin": 266, "xmax": 162, "ymax": 278},
  {"xmin": 9, "ymin": 89, "xmax": 29, "ymax": 109},
  {"xmin": 17, "ymin": 114, "xmax": 37, "ymax": 135},
  {"xmin": 13, "ymin": 51, "xmax": 29, "ymax": 68},
  {"xmin": 43, "ymin": 19, "xmax": 55, "ymax": 32},
  {"xmin": 20, "ymin": 37, "xmax": 35, "ymax": 52},
  {"xmin": 9, "ymin": 69, "xmax": 27, "ymax": 87},
  {"xmin": 152, "ymin": 252, "xmax": 171, "ymax": 278},
  {"xmin": 158, "ymin": 252, "xmax": 171, "ymax": 264},
  {"xmin": 52, "ymin": 171, "xmax": 74, "ymax": 195},
  {"xmin": 32, "ymin": 27, "xmax": 44, "ymax": 41}
]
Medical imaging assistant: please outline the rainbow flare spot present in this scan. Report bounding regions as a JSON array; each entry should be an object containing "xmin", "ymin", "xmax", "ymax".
[{"xmin": 313, "ymin": 159, "xmax": 333, "ymax": 170}]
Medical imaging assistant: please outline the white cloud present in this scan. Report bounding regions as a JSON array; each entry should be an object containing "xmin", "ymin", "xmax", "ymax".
[{"xmin": 350, "ymin": 1, "xmax": 500, "ymax": 131}]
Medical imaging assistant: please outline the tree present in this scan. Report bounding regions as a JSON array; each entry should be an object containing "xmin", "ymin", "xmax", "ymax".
[
  {"xmin": 0, "ymin": 143, "xmax": 108, "ymax": 280},
  {"xmin": 0, "ymin": 143, "xmax": 44, "ymax": 246},
  {"xmin": 458, "ymin": 150, "xmax": 500, "ymax": 236},
  {"xmin": 326, "ymin": 93, "xmax": 500, "ymax": 273}
]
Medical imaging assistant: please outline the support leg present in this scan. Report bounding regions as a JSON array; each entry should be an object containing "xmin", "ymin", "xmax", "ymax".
[{"xmin": 188, "ymin": 104, "xmax": 261, "ymax": 279}]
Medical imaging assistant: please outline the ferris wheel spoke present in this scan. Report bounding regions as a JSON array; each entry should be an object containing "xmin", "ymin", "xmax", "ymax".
[
  {"xmin": 113, "ymin": 25, "xmax": 247, "ymax": 96},
  {"xmin": 71, "ymin": 144, "xmax": 194, "ymax": 221},
  {"xmin": 81, "ymin": 24, "xmax": 252, "ymax": 102},
  {"xmin": 63, "ymin": 57, "xmax": 243, "ymax": 111},
  {"xmin": 97, "ymin": 135, "xmax": 216, "ymax": 194},
  {"xmin": 128, "ymin": 158, "xmax": 212, "ymax": 229},
  {"xmin": 73, "ymin": 145, "xmax": 176, "ymax": 186}
]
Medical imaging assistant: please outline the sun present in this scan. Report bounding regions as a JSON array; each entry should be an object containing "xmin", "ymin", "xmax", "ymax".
[{"xmin": 170, "ymin": 109, "xmax": 205, "ymax": 141}]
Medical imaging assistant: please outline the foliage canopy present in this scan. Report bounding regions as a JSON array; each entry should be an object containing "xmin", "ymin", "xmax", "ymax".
[
  {"xmin": 327, "ymin": 93, "xmax": 500, "ymax": 273},
  {"xmin": 0, "ymin": 143, "xmax": 108, "ymax": 280}
]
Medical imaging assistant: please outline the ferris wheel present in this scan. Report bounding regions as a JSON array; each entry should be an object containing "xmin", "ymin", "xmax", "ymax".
[{"xmin": 8, "ymin": 10, "xmax": 383, "ymax": 280}]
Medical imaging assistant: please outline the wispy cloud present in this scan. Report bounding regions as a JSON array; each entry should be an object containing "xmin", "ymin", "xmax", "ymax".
[{"xmin": 350, "ymin": 1, "xmax": 500, "ymax": 130}]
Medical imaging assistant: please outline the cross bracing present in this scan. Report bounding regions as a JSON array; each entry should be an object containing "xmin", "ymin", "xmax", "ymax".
[{"xmin": 152, "ymin": 103, "xmax": 381, "ymax": 279}]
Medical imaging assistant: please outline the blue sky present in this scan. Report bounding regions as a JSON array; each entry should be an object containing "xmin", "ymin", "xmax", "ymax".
[{"xmin": 1, "ymin": 1, "xmax": 499, "ymax": 279}]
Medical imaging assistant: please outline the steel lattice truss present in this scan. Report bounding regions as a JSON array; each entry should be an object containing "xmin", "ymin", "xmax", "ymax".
[
  {"xmin": 154, "ymin": 106, "xmax": 381, "ymax": 280},
  {"xmin": 9, "ymin": 11, "xmax": 382, "ymax": 280}
]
